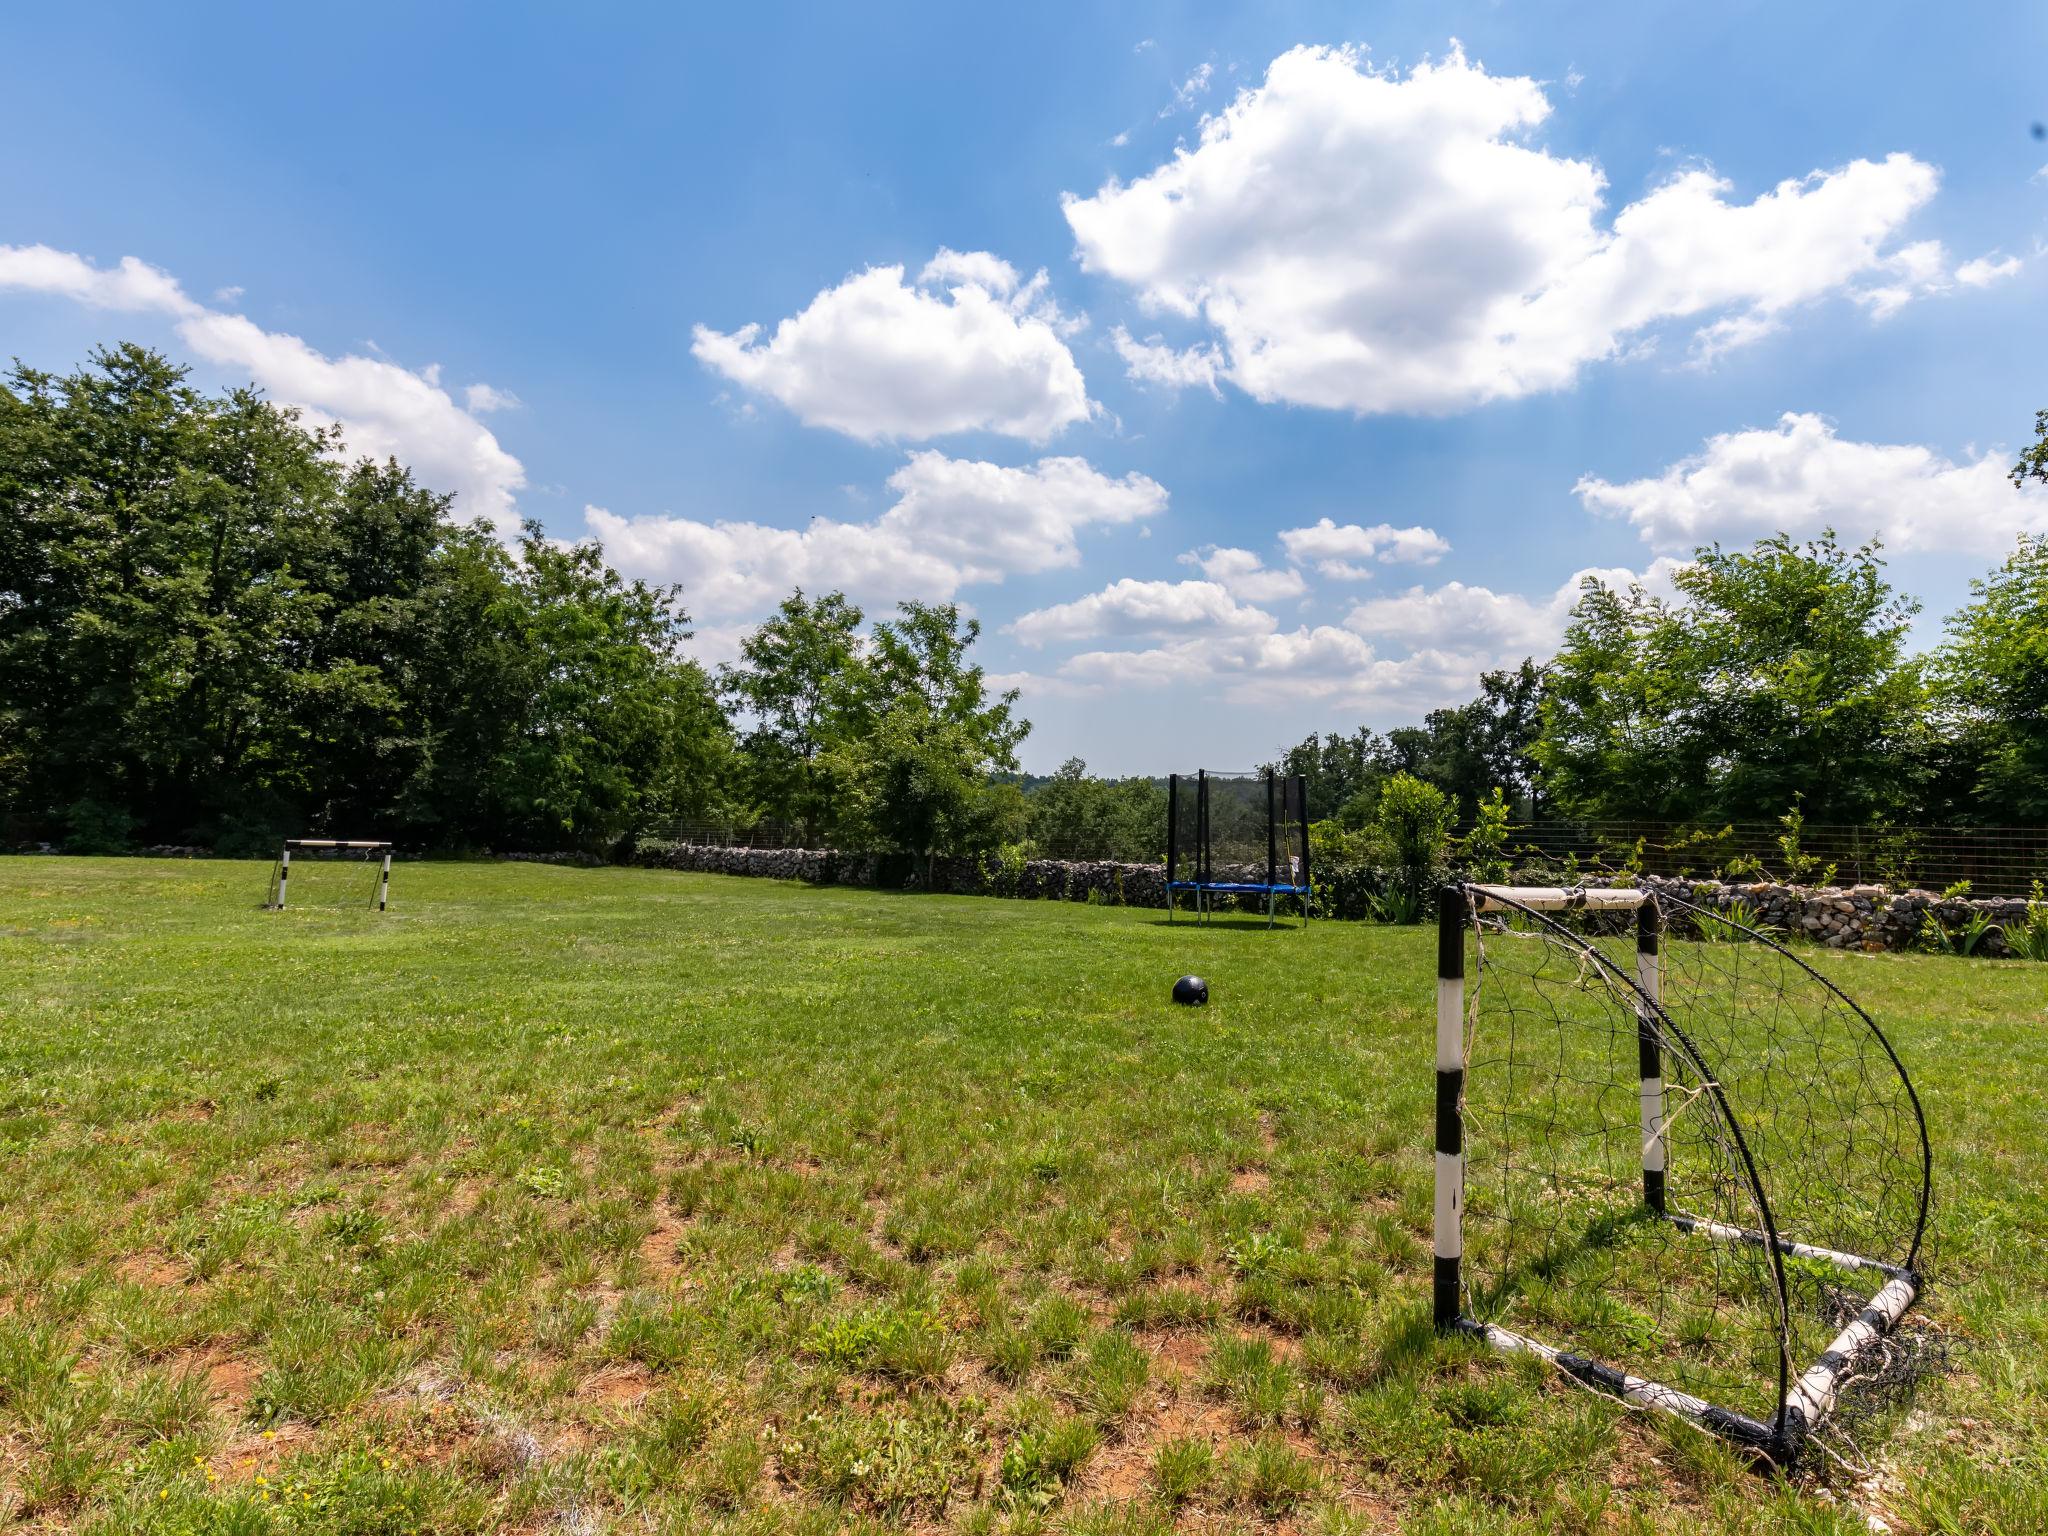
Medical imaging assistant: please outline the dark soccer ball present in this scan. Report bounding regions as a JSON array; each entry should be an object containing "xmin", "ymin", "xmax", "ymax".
[{"xmin": 1172, "ymin": 975, "xmax": 1209, "ymax": 1006}]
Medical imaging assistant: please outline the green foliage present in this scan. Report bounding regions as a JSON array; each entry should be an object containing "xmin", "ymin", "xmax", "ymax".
[
  {"xmin": 1929, "ymin": 532, "xmax": 2048, "ymax": 820},
  {"xmin": 1025, "ymin": 758, "xmax": 1164, "ymax": 862},
  {"xmin": 1925, "ymin": 908, "xmax": 1997, "ymax": 957},
  {"xmin": 2006, "ymin": 883, "xmax": 2048, "ymax": 962},
  {"xmin": 1773, "ymin": 799, "xmax": 1837, "ymax": 887},
  {"xmin": 1694, "ymin": 897, "xmax": 1771, "ymax": 943},
  {"xmin": 819, "ymin": 602, "xmax": 1030, "ymax": 874},
  {"xmin": 1459, "ymin": 786, "xmax": 1513, "ymax": 882},
  {"xmin": 717, "ymin": 589, "xmax": 867, "ymax": 841},
  {"xmin": 483, "ymin": 527, "xmax": 705, "ymax": 851},
  {"xmin": 1274, "ymin": 661, "xmax": 1543, "ymax": 824},
  {"xmin": 0, "ymin": 344, "xmax": 1051, "ymax": 859},
  {"xmin": 1371, "ymin": 772, "xmax": 1454, "ymax": 907},
  {"xmin": 0, "ymin": 345, "xmax": 730, "ymax": 853},
  {"xmin": 1366, "ymin": 888, "xmax": 1424, "ymax": 925},
  {"xmin": 1869, "ymin": 820, "xmax": 1924, "ymax": 890},
  {"xmin": 1536, "ymin": 532, "xmax": 1925, "ymax": 825},
  {"xmin": 998, "ymin": 1416, "xmax": 1098, "ymax": 1508}
]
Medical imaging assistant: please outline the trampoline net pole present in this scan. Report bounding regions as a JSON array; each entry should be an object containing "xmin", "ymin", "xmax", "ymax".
[
  {"xmin": 1167, "ymin": 773, "xmax": 1179, "ymax": 913},
  {"xmin": 1266, "ymin": 768, "xmax": 1277, "ymax": 889}
]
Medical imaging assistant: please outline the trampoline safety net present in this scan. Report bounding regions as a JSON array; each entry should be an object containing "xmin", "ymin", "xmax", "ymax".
[{"xmin": 1165, "ymin": 769, "xmax": 1312, "ymax": 925}]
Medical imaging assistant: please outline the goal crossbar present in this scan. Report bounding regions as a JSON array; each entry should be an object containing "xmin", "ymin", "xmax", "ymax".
[{"xmin": 1435, "ymin": 882, "xmax": 1928, "ymax": 1465}]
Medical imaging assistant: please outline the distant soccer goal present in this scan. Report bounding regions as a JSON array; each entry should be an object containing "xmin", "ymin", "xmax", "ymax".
[
  {"xmin": 1433, "ymin": 883, "xmax": 1931, "ymax": 1464},
  {"xmin": 264, "ymin": 840, "xmax": 393, "ymax": 911}
]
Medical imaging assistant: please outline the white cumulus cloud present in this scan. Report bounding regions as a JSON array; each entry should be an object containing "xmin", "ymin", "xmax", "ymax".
[
  {"xmin": 1851, "ymin": 238, "xmax": 1950, "ymax": 320},
  {"xmin": 1343, "ymin": 561, "xmax": 1684, "ymax": 653},
  {"xmin": 586, "ymin": 452, "xmax": 1165, "ymax": 621},
  {"xmin": 1112, "ymin": 326, "xmax": 1225, "ymax": 394},
  {"xmin": 1956, "ymin": 252, "xmax": 2023, "ymax": 287},
  {"xmin": 691, "ymin": 250, "xmax": 1092, "ymax": 443},
  {"xmin": 1064, "ymin": 43, "xmax": 1944, "ymax": 414},
  {"xmin": 1179, "ymin": 545, "xmax": 1307, "ymax": 601},
  {"xmin": 1010, "ymin": 578, "xmax": 1275, "ymax": 647},
  {"xmin": 1034, "ymin": 557, "xmax": 1685, "ymax": 714},
  {"xmin": 464, "ymin": 382, "xmax": 522, "ymax": 413},
  {"xmin": 0, "ymin": 244, "xmax": 526, "ymax": 534},
  {"xmin": 1057, "ymin": 624, "xmax": 1499, "ymax": 712},
  {"xmin": 1277, "ymin": 518, "xmax": 1451, "ymax": 578},
  {"xmin": 1574, "ymin": 413, "xmax": 2044, "ymax": 555}
]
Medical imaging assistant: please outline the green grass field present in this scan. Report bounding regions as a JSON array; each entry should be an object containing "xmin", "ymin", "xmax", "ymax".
[{"xmin": 2, "ymin": 858, "xmax": 2045, "ymax": 1535}]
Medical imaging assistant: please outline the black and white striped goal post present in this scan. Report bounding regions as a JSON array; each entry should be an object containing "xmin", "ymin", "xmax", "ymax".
[
  {"xmin": 266, "ymin": 840, "xmax": 393, "ymax": 911},
  {"xmin": 1434, "ymin": 881, "xmax": 1932, "ymax": 1465}
]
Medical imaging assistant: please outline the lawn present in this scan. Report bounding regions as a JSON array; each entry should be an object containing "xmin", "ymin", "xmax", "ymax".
[{"xmin": 1, "ymin": 857, "xmax": 2044, "ymax": 1535}]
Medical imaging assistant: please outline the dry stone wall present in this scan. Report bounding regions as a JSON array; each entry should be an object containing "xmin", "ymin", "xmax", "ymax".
[
  {"xmin": 1638, "ymin": 874, "xmax": 2033, "ymax": 957},
  {"xmin": 634, "ymin": 844, "xmax": 2037, "ymax": 956},
  {"xmin": 633, "ymin": 843, "xmax": 1170, "ymax": 907}
]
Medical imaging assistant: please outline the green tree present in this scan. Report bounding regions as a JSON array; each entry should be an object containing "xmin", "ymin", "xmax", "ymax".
[
  {"xmin": 866, "ymin": 601, "xmax": 1027, "ymax": 762},
  {"xmin": 1282, "ymin": 662, "xmax": 1542, "ymax": 831},
  {"xmin": 826, "ymin": 602, "xmax": 1028, "ymax": 877},
  {"xmin": 1371, "ymin": 772, "xmax": 1455, "ymax": 906},
  {"xmin": 1538, "ymin": 533, "xmax": 1926, "ymax": 825},
  {"xmin": 2011, "ymin": 409, "xmax": 2048, "ymax": 491},
  {"xmin": 1535, "ymin": 573, "xmax": 1702, "ymax": 822},
  {"xmin": 1026, "ymin": 759, "xmax": 1166, "ymax": 862},
  {"xmin": 1932, "ymin": 534, "xmax": 2048, "ymax": 820},
  {"xmin": 483, "ymin": 528, "xmax": 699, "ymax": 852},
  {"xmin": 718, "ymin": 589, "xmax": 866, "ymax": 841},
  {"xmin": 1272, "ymin": 728, "xmax": 1388, "ymax": 823},
  {"xmin": 0, "ymin": 346, "xmax": 446, "ymax": 847}
]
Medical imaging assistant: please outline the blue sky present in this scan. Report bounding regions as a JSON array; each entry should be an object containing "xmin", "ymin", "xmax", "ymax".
[{"xmin": 5, "ymin": 2, "xmax": 2045, "ymax": 774}]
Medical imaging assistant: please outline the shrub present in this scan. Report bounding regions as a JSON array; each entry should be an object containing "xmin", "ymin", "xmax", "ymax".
[
  {"xmin": 1926, "ymin": 908, "xmax": 1997, "ymax": 958},
  {"xmin": 1774, "ymin": 801, "xmax": 1836, "ymax": 886},
  {"xmin": 2005, "ymin": 883, "xmax": 2048, "ymax": 962},
  {"xmin": 1371, "ymin": 773, "xmax": 1453, "ymax": 910},
  {"xmin": 1459, "ymin": 787, "xmax": 1512, "ymax": 883}
]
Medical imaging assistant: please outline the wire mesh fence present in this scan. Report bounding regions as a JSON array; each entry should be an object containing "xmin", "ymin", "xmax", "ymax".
[
  {"xmin": 635, "ymin": 813, "xmax": 2048, "ymax": 896},
  {"xmin": 1514, "ymin": 819, "xmax": 2048, "ymax": 895}
]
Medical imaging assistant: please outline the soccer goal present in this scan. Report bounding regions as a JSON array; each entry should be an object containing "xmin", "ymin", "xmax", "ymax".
[
  {"xmin": 264, "ymin": 840, "xmax": 393, "ymax": 911},
  {"xmin": 1165, "ymin": 769, "xmax": 1312, "ymax": 927},
  {"xmin": 1433, "ymin": 883, "xmax": 1931, "ymax": 1464}
]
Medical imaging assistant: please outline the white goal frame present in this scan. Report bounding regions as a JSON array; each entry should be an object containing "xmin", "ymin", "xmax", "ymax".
[
  {"xmin": 265, "ymin": 839, "xmax": 393, "ymax": 911},
  {"xmin": 1433, "ymin": 882, "xmax": 1928, "ymax": 1464}
]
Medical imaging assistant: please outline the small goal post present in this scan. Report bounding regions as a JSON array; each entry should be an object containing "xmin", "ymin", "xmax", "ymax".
[
  {"xmin": 1433, "ymin": 882, "xmax": 1931, "ymax": 1464},
  {"xmin": 265, "ymin": 840, "xmax": 393, "ymax": 911}
]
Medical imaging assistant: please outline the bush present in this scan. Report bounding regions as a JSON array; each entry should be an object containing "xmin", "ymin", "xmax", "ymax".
[
  {"xmin": 1306, "ymin": 820, "xmax": 1385, "ymax": 921},
  {"xmin": 1458, "ymin": 787, "xmax": 1512, "ymax": 883},
  {"xmin": 2006, "ymin": 883, "xmax": 2048, "ymax": 962},
  {"xmin": 1371, "ymin": 773, "xmax": 1453, "ymax": 909}
]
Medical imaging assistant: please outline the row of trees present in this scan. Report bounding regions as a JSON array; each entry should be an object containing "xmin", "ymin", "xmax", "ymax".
[
  {"xmin": 8, "ymin": 344, "xmax": 2044, "ymax": 861},
  {"xmin": 0, "ymin": 346, "xmax": 1025, "ymax": 858},
  {"xmin": 1276, "ymin": 530, "xmax": 2048, "ymax": 837}
]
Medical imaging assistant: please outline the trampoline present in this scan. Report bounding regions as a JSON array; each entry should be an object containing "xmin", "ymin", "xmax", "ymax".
[{"xmin": 1166, "ymin": 768, "xmax": 1312, "ymax": 927}]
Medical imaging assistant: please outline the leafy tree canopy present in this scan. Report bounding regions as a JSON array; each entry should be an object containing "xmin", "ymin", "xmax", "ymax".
[{"xmin": 1536, "ymin": 533, "xmax": 1923, "ymax": 824}]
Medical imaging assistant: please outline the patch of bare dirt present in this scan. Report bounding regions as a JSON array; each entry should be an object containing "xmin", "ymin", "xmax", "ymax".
[
  {"xmin": 575, "ymin": 1363, "xmax": 654, "ymax": 1406},
  {"xmin": 115, "ymin": 1249, "xmax": 187, "ymax": 1288},
  {"xmin": 637, "ymin": 1202, "xmax": 694, "ymax": 1281},
  {"xmin": 1150, "ymin": 1332, "xmax": 1212, "ymax": 1381},
  {"xmin": 218, "ymin": 1420, "xmax": 314, "ymax": 1483}
]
